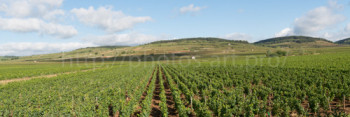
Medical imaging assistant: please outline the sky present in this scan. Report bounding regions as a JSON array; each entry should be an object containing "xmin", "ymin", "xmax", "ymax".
[{"xmin": 0, "ymin": 0, "xmax": 350, "ymax": 56}]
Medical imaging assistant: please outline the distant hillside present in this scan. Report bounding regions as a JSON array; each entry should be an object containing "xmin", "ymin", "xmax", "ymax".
[
  {"xmin": 148, "ymin": 37, "xmax": 248, "ymax": 45},
  {"xmin": 18, "ymin": 37, "xmax": 267, "ymax": 62},
  {"xmin": 138, "ymin": 37, "xmax": 263, "ymax": 55},
  {"xmin": 6, "ymin": 36, "xmax": 349, "ymax": 62},
  {"xmin": 0, "ymin": 56, "xmax": 19, "ymax": 61},
  {"xmin": 336, "ymin": 38, "xmax": 350, "ymax": 44},
  {"xmin": 73, "ymin": 46, "xmax": 129, "ymax": 52},
  {"xmin": 81, "ymin": 46, "xmax": 129, "ymax": 49},
  {"xmin": 254, "ymin": 36, "xmax": 337, "ymax": 48},
  {"xmin": 19, "ymin": 46, "xmax": 129, "ymax": 61}
]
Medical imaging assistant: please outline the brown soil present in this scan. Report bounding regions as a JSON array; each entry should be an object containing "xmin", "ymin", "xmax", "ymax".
[
  {"xmin": 300, "ymin": 97, "xmax": 350, "ymax": 116},
  {"xmin": 150, "ymin": 70, "xmax": 162, "ymax": 117}
]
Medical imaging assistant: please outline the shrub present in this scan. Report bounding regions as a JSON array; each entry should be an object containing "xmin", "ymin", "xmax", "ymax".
[
  {"xmin": 266, "ymin": 50, "xmax": 287, "ymax": 57},
  {"xmin": 276, "ymin": 50, "xmax": 287, "ymax": 56}
]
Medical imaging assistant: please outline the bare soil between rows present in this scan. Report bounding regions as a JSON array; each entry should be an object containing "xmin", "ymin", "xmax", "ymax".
[{"xmin": 150, "ymin": 69, "xmax": 162, "ymax": 117}]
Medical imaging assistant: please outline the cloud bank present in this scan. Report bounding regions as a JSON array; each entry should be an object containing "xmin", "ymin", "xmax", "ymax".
[
  {"xmin": 82, "ymin": 33, "xmax": 164, "ymax": 46},
  {"xmin": 223, "ymin": 33, "xmax": 252, "ymax": 41},
  {"xmin": 71, "ymin": 6, "xmax": 152, "ymax": 33},
  {"xmin": 0, "ymin": 0, "xmax": 77, "ymax": 38},
  {"xmin": 275, "ymin": 0, "xmax": 348, "ymax": 41},
  {"xmin": 0, "ymin": 42, "xmax": 95, "ymax": 56},
  {"xmin": 0, "ymin": 18, "xmax": 77, "ymax": 38},
  {"xmin": 179, "ymin": 4, "xmax": 206, "ymax": 15}
]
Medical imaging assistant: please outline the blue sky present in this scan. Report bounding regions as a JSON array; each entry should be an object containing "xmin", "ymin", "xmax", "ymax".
[{"xmin": 0, "ymin": 0, "xmax": 350, "ymax": 56}]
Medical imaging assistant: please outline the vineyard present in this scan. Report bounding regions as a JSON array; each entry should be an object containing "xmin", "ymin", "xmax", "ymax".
[
  {"xmin": 161, "ymin": 64, "xmax": 350, "ymax": 116},
  {"xmin": 2, "ymin": 0, "xmax": 350, "ymax": 116},
  {"xmin": 0, "ymin": 52, "xmax": 350, "ymax": 116},
  {"xmin": 0, "ymin": 62, "xmax": 98, "ymax": 80}
]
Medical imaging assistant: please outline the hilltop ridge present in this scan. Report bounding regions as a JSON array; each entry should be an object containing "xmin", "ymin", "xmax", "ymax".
[
  {"xmin": 254, "ymin": 36, "xmax": 337, "ymax": 48},
  {"xmin": 336, "ymin": 38, "xmax": 350, "ymax": 44},
  {"xmin": 5, "ymin": 36, "xmax": 348, "ymax": 62},
  {"xmin": 147, "ymin": 37, "xmax": 248, "ymax": 45}
]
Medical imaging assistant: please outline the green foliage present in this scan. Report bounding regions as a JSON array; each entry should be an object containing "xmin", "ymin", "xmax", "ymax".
[
  {"xmin": 162, "ymin": 66, "xmax": 191, "ymax": 116},
  {"xmin": 161, "ymin": 52, "xmax": 350, "ymax": 116},
  {"xmin": 1, "ymin": 49, "xmax": 350, "ymax": 116},
  {"xmin": 0, "ymin": 63, "xmax": 95, "ymax": 80},
  {"xmin": 0, "ymin": 64, "xmax": 154, "ymax": 116},
  {"xmin": 0, "ymin": 56, "xmax": 19, "ymax": 61},
  {"xmin": 276, "ymin": 50, "xmax": 287, "ymax": 56},
  {"xmin": 158, "ymin": 68, "xmax": 168, "ymax": 117},
  {"xmin": 140, "ymin": 70, "xmax": 156, "ymax": 116},
  {"xmin": 266, "ymin": 50, "xmax": 272, "ymax": 57},
  {"xmin": 266, "ymin": 50, "xmax": 287, "ymax": 57}
]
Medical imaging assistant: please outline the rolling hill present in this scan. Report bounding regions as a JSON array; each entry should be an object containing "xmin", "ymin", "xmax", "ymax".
[
  {"xmin": 336, "ymin": 38, "xmax": 350, "ymax": 44},
  {"xmin": 0, "ymin": 56, "xmax": 19, "ymax": 61},
  {"xmin": 147, "ymin": 37, "xmax": 248, "ymax": 44},
  {"xmin": 254, "ymin": 36, "xmax": 337, "ymax": 48},
  {"xmin": 19, "ymin": 37, "xmax": 268, "ymax": 61},
  {"xmin": 8, "ymin": 36, "xmax": 349, "ymax": 62}
]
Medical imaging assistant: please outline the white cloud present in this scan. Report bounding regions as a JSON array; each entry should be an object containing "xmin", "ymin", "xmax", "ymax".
[
  {"xmin": 0, "ymin": 0, "xmax": 77, "ymax": 38},
  {"xmin": 42, "ymin": 9, "xmax": 65, "ymax": 21},
  {"xmin": 0, "ymin": 3, "xmax": 7, "ymax": 12},
  {"xmin": 71, "ymin": 6, "xmax": 152, "ymax": 33},
  {"xmin": 328, "ymin": 0, "xmax": 344, "ymax": 9},
  {"xmin": 294, "ymin": 6, "xmax": 345, "ymax": 35},
  {"xmin": 29, "ymin": 0, "xmax": 63, "ymax": 6},
  {"xmin": 223, "ymin": 33, "xmax": 252, "ymax": 41},
  {"xmin": 4, "ymin": 1, "xmax": 32, "ymax": 17},
  {"xmin": 275, "ymin": 0, "xmax": 347, "ymax": 41},
  {"xmin": 82, "ymin": 33, "xmax": 163, "ymax": 46},
  {"xmin": 346, "ymin": 23, "xmax": 350, "ymax": 32},
  {"xmin": 1, "ymin": 0, "xmax": 64, "ymax": 19},
  {"xmin": 322, "ymin": 23, "xmax": 350, "ymax": 41},
  {"xmin": 0, "ymin": 18, "xmax": 78, "ymax": 38},
  {"xmin": 179, "ymin": 4, "xmax": 206, "ymax": 14},
  {"xmin": 275, "ymin": 28, "xmax": 294, "ymax": 37},
  {"xmin": 0, "ymin": 42, "xmax": 95, "ymax": 56},
  {"xmin": 322, "ymin": 32, "xmax": 332, "ymax": 39}
]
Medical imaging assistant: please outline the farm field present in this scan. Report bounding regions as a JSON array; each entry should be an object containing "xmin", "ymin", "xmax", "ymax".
[
  {"xmin": 2, "ymin": 0, "xmax": 350, "ymax": 116},
  {"xmin": 1, "ymin": 50, "xmax": 350, "ymax": 116},
  {"xmin": 0, "ymin": 63, "xmax": 155, "ymax": 116},
  {"xmin": 0, "ymin": 62, "xmax": 100, "ymax": 81}
]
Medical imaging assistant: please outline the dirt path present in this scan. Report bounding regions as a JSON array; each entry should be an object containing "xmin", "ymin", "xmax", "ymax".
[
  {"xmin": 161, "ymin": 68, "xmax": 179, "ymax": 117},
  {"xmin": 0, "ymin": 68, "xmax": 96, "ymax": 85},
  {"xmin": 150, "ymin": 70, "xmax": 162, "ymax": 117}
]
